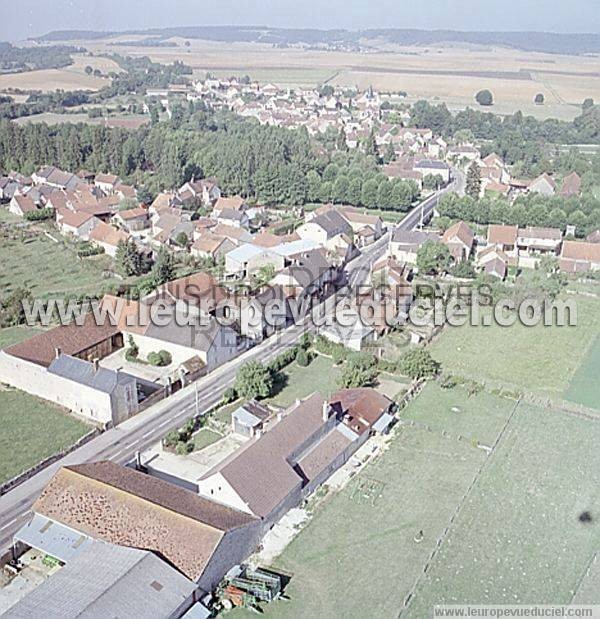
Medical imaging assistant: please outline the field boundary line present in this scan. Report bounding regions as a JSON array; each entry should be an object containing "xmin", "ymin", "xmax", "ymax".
[
  {"xmin": 570, "ymin": 552, "xmax": 598, "ymax": 604},
  {"xmin": 398, "ymin": 398, "xmax": 521, "ymax": 617}
]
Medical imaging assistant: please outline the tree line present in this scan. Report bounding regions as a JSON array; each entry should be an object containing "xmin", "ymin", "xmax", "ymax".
[{"xmin": 438, "ymin": 192, "xmax": 600, "ymax": 237}]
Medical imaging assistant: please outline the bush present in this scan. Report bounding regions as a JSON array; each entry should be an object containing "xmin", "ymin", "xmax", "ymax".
[
  {"xmin": 76, "ymin": 242, "xmax": 105, "ymax": 257},
  {"xmin": 223, "ymin": 387, "xmax": 237, "ymax": 403},
  {"xmin": 267, "ymin": 345, "xmax": 299, "ymax": 373},
  {"xmin": 398, "ymin": 348, "xmax": 440, "ymax": 380},
  {"xmin": 337, "ymin": 352, "xmax": 378, "ymax": 389},
  {"xmin": 164, "ymin": 430, "xmax": 179, "ymax": 448},
  {"xmin": 158, "ymin": 350, "xmax": 172, "ymax": 366},
  {"xmin": 147, "ymin": 351, "xmax": 162, "ymax": 366},
  {"xmin": 175, "ymin": 441, "xmax": 194, "ymax": 455},
  {"xmin": 24, "ymin": 207, "xmax": 53, "ymax": 221},
  {"xmin": 296, "ymin": 350, "xmax": 311, "ymax": 367}
]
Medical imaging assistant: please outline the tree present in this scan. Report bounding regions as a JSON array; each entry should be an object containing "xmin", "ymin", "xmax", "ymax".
[
  {"xmin": 149, "ymin": 246, "xmax": 175, "ymax": 287},
  {"xmin": 296, "ymin": 350, "xmax": 310, "ymax": 367},
  {"xmin": 466, "ymin": 162, "xmax": 482, "ymax": 200},
  {"xmin": 475, "ymin": 90, "xmax": 494, "ymax": 106},
  {"xmin": 253, "ymin": 264, "xmax": 275, "ymax": 288},
  {"xmin": 84, "ymin": 65, "xmax": 93, "ymax": 75},
  {"xmin": 534, "ymin": 93, "xmax": 545, "ymax": 105},
  {"xmin": 115, "ymin": 238, "xmax": 148, "ymax": 277},
  {"xmin": 234, "ymin": 361, "xmax": 273, "ymax": 399},
  {"xmin": 338, "ymin": 352, "xmax": 378, "ymax": 389},
  {"xmin": 383, "ymin": 141, "xmax": 396, "ymax": 164},
  {"xmin": 174, "ymin": 231, "xmax": 189, "ymax": 247},
  {"xmin": 398, "ymin": 348, "xmax": 440, "ymax": 380},
  {"xmin": 364, "ymin": 129, "xmax": 378, "ymax": 158},
  {"xmin": 416, "ymin": 241, "xmax": 452, "ymax": 275},
  {"xmin": 583, "ymin": 98, "xmax": 595, "ymax": 111},
  {"xmin": 361, "ymin": 178, "xmax": 379, "ymax": 208}
]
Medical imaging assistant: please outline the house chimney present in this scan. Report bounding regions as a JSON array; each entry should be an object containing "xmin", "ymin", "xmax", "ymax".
[
  {"xmin": 92, "ymin": 358, "xmax": 99, "ymax": 372},
  {"xmin": 322, "ymin": 400, "xmax": 329, "ymax": 422},
  {"xmin": 54, "ymin": 347, "xmax": 61, "ymax": 359}
]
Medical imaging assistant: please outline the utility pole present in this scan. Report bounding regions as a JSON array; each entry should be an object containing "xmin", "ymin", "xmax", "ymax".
[{"xmin": 195, "ymin": 381, "xmax": 199, "ymax": 417}]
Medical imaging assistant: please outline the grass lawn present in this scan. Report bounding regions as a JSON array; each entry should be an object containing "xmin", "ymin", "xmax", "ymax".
[
  {"xmin": 0, "ymin": 389, "xmax": 89, "ymax": 483},
  {"xmin": 267, "ymin": 355, "xmax": 342, "ymax": 408},
  {"xmin": 0, "ymin": 325, "xmax": 44, "ymax": 349},
  {"xmin": 404, "ymin": 401, "xmax": 600, "ymax": 613},
  {"xmin": 192, "ymin": 428, "xmax": 222, "ymax": 452},
  {"xmin": 0, "ymin": 234, "xmax": 119, "ymax": 299},
  {"xmin": 430, "ymin": 296, "xmax": 600, "ymax": 401},
  {"xmin": 564, "ymin": 335, "xmax": 600, "ymax": 410},
  {"xmin": 233, "ymin": 423, "xmax": 486, "ymax": 619},
  {"xmin": 400, "ymin": 382, "xmax": 517, "ymax": 446}
]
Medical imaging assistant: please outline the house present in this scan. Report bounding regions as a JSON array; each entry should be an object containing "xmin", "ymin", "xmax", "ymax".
[
  {"xmin": 559, "ymin": 241, "xmax": 600, "ymax": 273},
  {"xmin": 587, "ymin": 230, "xmax": 600, "ymax": 244},
  {"xmin": 32, "ymin": 166, "xmax": 81, "ymax": 191},
  {"xmin": 442, "ymin": 221, "xmax": 475, "ymax": 261},
  {"xmin": 4, "ymin": 540, "xmax": 200, "ymax": 619},
  {"xmin": 114, "ymin": 183, "xmax": 137, "ymax": 201},
  {"xmin": 517, "ymin": 226, "xmax": 562, "ymax": 256},
  {"xmin": 112, "ymin": 206, "xmax": 150, "ymax": 232},
  {"xmin": 212, "ymin": 195, "xmax": 247, "ymax": 217},
  {"xmin": 321, "ymin": 310, "xmax": 376, "ymax": 351},
  {"xmin": 8, "ymin": 193, "xmax": 37, "ymax": 217},
  {"xmin": 224, "ymin": 243, "xmax": 284, "ymax": 279},
  {"xmin": 484, "ymin": 257, "xmax": 508, "ymax": 280},
  {"xmin": 0, "ymin": 313, "xmax": 130, "ymax": 425},
  {"xmin": 389, "ymin": 229, "xmax": 439, "ymax": 265},
  {"xmin": 179, "ymin": 178, "xmax": 221, "ymax": 206},
  {"xmin": 447, "ymin": 145, "xmax": 480, "ymax": 161},
  {"xmin": 26, "ymin": 461, "xmax": 262, "ymax": 591},
  {"xmin": 56, "ymin": 208, "xmax": 99, "ymax": 239},
  {"xmin": 214, "ymin": 208, "xmax": 250, "ymax": 229},
  {"xmin": 311, "ymin": 204, "xmax": 384, "ymax": 244},
  {"xmin": 382, "ymin": 165, "xmax": 423, "ymax": 188},
  {"xmin": 211, "ymin": 222, "xmax": 252, "ymax": 245},
  {"xmin": 89, "ymin": 221, "xmax": 130, "ymax": 257},
  {"xmin": 413, "ymin": 159, "xmax": 450, "ymax": 184},
  {"xmin": 47, "ymin": 354, "xmax": 138, "ymax": 425},
  {"xmin": 560, "ymin": 172, "xmax": 582, "ymax": 198},
  {"xmin": 94, "ymin": 173, "xmax": 121, "ymax": 194},
  {"xmin": 232, "ymin": 400, "xmax": 272, "ymax": 438},
  {"xmin": 197, "ymin": 391, "xmax": 392, "ymax": 526},
  {"xmin": 191, "ymin": 231, "xmax": 236, "ymax": 261},
  {"xmin": 297, "ymin": 209, "xmax": 353, "ymax": 246},
  {"xmin": 143, "ymin": 272, "xmax": 228, "ymax": 319},
  {"xmin": 528, "ymin": 173, "xmax": 556, "ymax": 196},
  {"xmin": 487, "ymin": 225, "xmax": 518, "ymax": 254},
  {"xmin": 271, "ymin": 248, "xmax": 336, "ymax": 301}
]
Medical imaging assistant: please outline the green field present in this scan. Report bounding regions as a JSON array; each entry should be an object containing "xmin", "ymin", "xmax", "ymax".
[
  {"xmin": 430, "ymin": 296, "xmax": 600, "ymax": 401},
  {"xmin": 192, "ymin": 428, "xmax": 222, "ymax": 451},
  {"xmin": 0, "ymin": 234, "xmax": 119, "ymax": 299},
  {"xmin": 401, "ymin": 382, "xmax": 516, "ymax": 446},
  {"xmin": 0, "ymin": 325, "xmax": 44, "ymax": 349},
  {"xmin": 233, "ymin": 424, "xmax": 486, "ymax": 619},
  {"xmin": 231, "ymin": 383, "xmax": 600, "ymax": 617},
  {"xmin": 267, "ymin": 355, "xmax": 342, "ymax": 408},
  {"xmin": 564, "ymin": 335, "xmax": 600, "ymax": 410},
  {"xmin": 404, "ymin": 401, "xmax": 600, "ymax": 614},
  {"xmin": 0, "ymin": 389, "xmax": 89, "ymax": 483}
]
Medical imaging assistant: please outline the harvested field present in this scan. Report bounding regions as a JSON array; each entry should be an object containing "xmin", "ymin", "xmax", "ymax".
[{"xmin": 73, "ymin": 37, "xmax": 600, "ymax": 119}]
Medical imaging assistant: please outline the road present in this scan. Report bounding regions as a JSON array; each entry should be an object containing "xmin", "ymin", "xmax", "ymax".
[{"xmin": 0, "ymin": 178, "xmax": 460, "ymax": 554}]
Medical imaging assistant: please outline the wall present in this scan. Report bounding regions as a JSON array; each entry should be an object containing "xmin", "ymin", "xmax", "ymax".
[
  {"xmin": 197, "ymin": 520, "xmax": 263, "ymax": 592},
  {"xmin": 125, "ymin": 331, "xmax": 208, "ymax": 368},
  {"xmin": 198, "ymin": 472, "xmax": 252, "ymax": 514},
  {"xmin": 0, "ymin": 352, "xmax": 114, "ymax": 426}
]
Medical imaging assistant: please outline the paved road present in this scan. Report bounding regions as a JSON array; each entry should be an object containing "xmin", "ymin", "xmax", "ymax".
[{"xmin": 0, "ymin": 180, "xmax": 458, "ymax": 553}]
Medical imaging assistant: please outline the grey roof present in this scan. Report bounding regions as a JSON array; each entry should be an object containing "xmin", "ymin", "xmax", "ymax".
[
  {"xmin": 144, "ymin": 317, "xmax": 236, "ymax": 353},
  {"xmin": 310, "ymin": 210, "xmax": 352, "ymax": 238},
  {"xmin": 14, "ymin": 513, "xmax": 94, "ymax": 563},
  {"xmin": 415, "ymin": 159, "xmax": 449, "ymax": 170},
  {"xmin": 391, "ymin": 229, "xmax": 439, "ymax": 247},
  {"xmin": 287, "ymin": 249, "xmax": 332, "ymax": 288},
  {"xmin": 48, "ymin": 354, "xmax": 136, "ymax": 394},
  {"xmin": 3, "ymin": 541, "xmax": 197, "ymax": 619}
]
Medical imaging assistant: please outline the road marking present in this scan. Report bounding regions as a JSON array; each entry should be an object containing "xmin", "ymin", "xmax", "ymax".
[{"xmin": 0, "ymin": 517, "xmax": 20, "ymax": 532}]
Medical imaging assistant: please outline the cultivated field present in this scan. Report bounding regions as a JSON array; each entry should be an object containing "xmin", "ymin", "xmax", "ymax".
[
  {"xmin": 0, "ymin": 388, "xmax": 89, "ymax": 483},
  {"xmin": 13, "ymin": 112, "xmax": 149, "ymax": 128},
  {"xmin": 0, "ymin": 326, "xmax": 44, "ymax": 350},
  {"xmin": 430, "ymin": 295, "xmax": 600, "ymax": 402},
  {"xmin": 0, "ymin": 228, "xmax": 120, "ymax": 299},
  {"xmin": 0, "ymin": 53, "xmax": 118, "ymax": 93},
  {"xmin": 74, "ymin": 37, "xmax": 600, "ymax": 119}
]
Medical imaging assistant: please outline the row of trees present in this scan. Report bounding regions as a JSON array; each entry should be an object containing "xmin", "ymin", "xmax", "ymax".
[{"xmin": 438, "ymin": 192, "xmax": 600, "ymax": 236}]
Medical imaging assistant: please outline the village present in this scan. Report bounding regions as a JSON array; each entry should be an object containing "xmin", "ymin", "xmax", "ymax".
[{"xmin": 0, "ymin": 49, "xmax": 600, "ymax": 619}]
